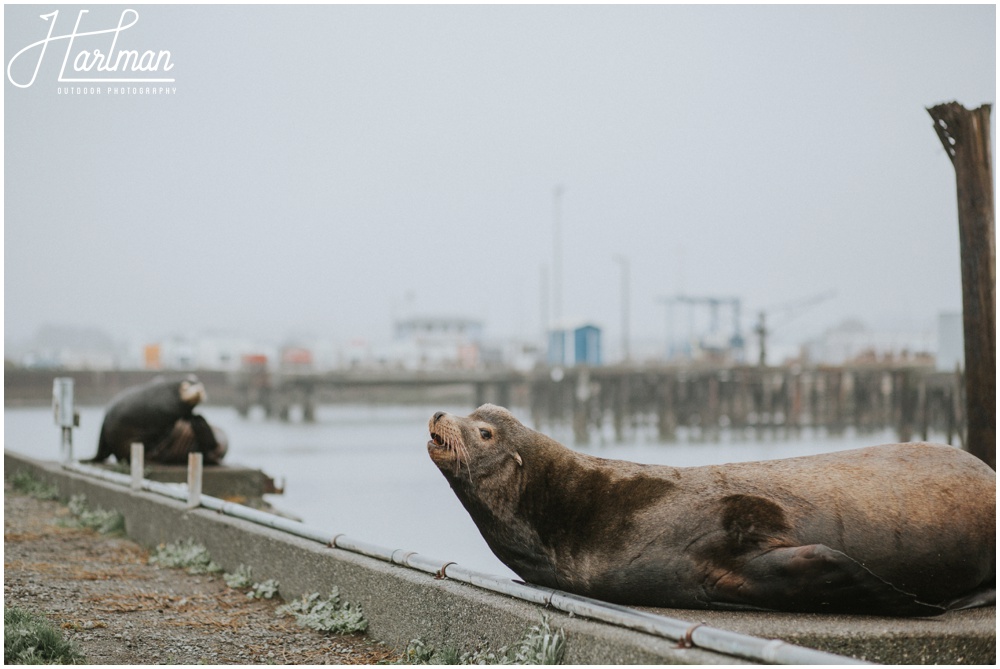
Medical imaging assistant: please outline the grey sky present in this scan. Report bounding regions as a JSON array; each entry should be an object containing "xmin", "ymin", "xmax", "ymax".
[{"xmin": 4, "ymin": 3, "xmax": 996, "ymax": 355}]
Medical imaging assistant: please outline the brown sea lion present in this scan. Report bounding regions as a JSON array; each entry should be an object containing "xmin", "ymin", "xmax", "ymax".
[
  {"xmin": 427, "ymin": 404, "xmax": 995, "ymax": 616},
  {"xmin": 87, "ymin": 375, "xmax": 226, "ymax": 464}
]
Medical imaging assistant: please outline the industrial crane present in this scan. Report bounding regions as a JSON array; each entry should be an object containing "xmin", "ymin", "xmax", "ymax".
[{"xmin": 754, "ymin": 290, "xmax": 837, "ymax": 366}]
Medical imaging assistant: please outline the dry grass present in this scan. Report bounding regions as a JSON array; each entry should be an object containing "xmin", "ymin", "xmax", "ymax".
[{"xmin": 5, "ymin": 480, "xmax": 402, "ymax": 664}]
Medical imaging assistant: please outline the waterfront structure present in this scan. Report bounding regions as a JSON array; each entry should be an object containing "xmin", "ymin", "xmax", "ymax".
[
  {"xmin": 547, "ymin": 323, "xmax": 602, "ymax": 367},
  {"xmin": 391, "ymin": 316, "xmax": 484, "ymax": 370}
]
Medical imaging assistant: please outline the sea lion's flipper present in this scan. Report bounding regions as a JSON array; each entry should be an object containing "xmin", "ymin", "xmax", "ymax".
[
  {"xmin": 85, "ymin": 428, "xmax": 115, "ymax": 463},
  {"xmin": 718, "ymin": 544, "xmax": 946, "ymax": 616},
  {"xmin": 145, "ymin": 420, "xmax": 195, "ymax": 464},
  {"xmin": 187, "ymin": 414, "xmax": 222, "ymax": 457},
  {"xmin": 944, "ymin": 587, "xmax": 995, "ymax": 610}
]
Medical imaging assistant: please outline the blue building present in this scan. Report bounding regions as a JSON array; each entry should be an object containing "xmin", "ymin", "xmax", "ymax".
[{"xmin": 547, "ymin": 323, "xmax": 602, "ymax": 367}]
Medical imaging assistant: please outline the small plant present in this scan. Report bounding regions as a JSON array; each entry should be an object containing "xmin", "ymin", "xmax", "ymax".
[
  {"xmin": 392, "ymin": 617, "xmax": 566, "ymax": 665},
  {"xmin": 435, "ymin": 646, "xmax": 464, "ymax": 665},
  {"xmin": 58, "ymin": 495, "xmax": 125, "ymax": 536},
  {"xmin": 508, "ymin": 617, "xmax": 566, "ymax": 665},
  {"xmin": 224, "ymin": 565, "xmax": 280, "ymax": 599},
  {"xmin": 248, "ymin": 579, "xmax": 280, "ymax": 600},
  {"xmin": 224, "ymin": 564, "xmax": 255, "ymax": 589},
  {"xmin": 10, "ymin": 470, "xmax": 59, "ymax": 500},
  {"xmin": 149, "ymin": 539, "xmax": 222, "ymax": 575},
  {"xmin": 396, "ymin": 639, "xmax": 436, "ymax": 665},
  {"xmin": 4, "ymin": 605, "xmax": 85, "ymax": 665},
  {"xmin": 276, "ymin": 588, "xmax": 367, "ymax": 634}
]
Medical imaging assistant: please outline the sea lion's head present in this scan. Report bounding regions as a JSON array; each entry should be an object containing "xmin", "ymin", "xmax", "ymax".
[
  {"xmin": 427, "ymin": 404, "xmax": 582, "ymax": 586},
  {"xmin": 178, "ymin": 375, "xmax": 207, "ymax": 406},
  {"xmin": 427, "ymin": 404, "xmax": 528, "ymax": 480}
]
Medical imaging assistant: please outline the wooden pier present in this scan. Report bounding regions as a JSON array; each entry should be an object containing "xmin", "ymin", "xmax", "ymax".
[
  {"xmin": 3, "ymin": 365, "xmax": 967, "ymax": 446},
  {"xmin": 234, "ymin": 363, "xmax": 965, "ymax": 446}
]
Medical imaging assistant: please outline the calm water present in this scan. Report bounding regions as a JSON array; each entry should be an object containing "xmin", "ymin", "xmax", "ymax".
[{"xmin": 4, "ymin": 404, "xmax": 909, "ymax": 578}]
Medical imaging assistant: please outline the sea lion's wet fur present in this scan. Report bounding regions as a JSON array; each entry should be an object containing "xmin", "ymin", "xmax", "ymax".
[
  {"xmin": 88, "ymin": 375, "xmax": 226, "ymax": 464},
  {"xmin": 428, "ymin": 404, "xmax": 996, "ymax": 616}
]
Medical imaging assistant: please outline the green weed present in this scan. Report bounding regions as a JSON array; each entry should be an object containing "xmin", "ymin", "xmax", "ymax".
[
  {"xmin": 57, "ymin": 495, "xmax": 125, "ymax": 536},
  {"xmin": 394, "ymin": 616, "xmax": 566, "ymax": 665},
  {"xmin": 149, "ymin": 538, "xmax": 222, "ymax": 575},
  {"xmin": 223, "ymin": 564, "xmax": 255, "ymax": 589},
  {"xmin": 9, "ymin": 470, "xmax": 59, "ymax": 500},
  {"xmin": 4, "ymin": 605, "xmax": 85, "ymax": 665},
  {"xmin": 276, "ymin": 588, "xmax": 367, "ymax": 634},
  {"xmin": 223, "ymin": 564, "xmax": 280, "ymax": 599}
]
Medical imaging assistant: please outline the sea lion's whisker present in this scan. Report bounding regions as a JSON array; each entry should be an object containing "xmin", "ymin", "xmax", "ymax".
[{"xmin": 454, "ymin": 439, "xmax": 473, "ymax": 480}]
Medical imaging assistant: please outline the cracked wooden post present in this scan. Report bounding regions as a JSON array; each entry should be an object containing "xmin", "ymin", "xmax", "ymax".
[{"xmin": 927, "ymin": 101, "xmax": 995, "ymax": 469}]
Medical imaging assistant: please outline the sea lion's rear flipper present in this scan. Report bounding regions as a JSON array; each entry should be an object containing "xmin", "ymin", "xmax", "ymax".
[
  {"xmin": 85, "ymin": 429, "xmax": 114, "ymax": 463},
  {"xmin": 944, "ymin": 587, "xmax": 995, "ymax": 610},
  {"xmin": 718, "ymin": 544, "xmax": 946, "ymax": 616}
]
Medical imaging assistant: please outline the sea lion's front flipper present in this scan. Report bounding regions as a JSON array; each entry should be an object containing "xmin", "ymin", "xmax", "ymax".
[
  {"xmin": 714, "ymin": 544, "xmax": 946, "ymax": 616},
  {"xmin": 187, "ymin": 414, "xmax": 220, "ymax": 455}
]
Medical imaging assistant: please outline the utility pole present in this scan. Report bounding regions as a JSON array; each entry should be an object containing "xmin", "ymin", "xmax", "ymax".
[
  {"xmin": 552, "ymin": 185, "xmax": 564, "ymax": 329},
  {"xmin": 540, "ymin": 263, "xmax": 549, "ymax": 345},
  {"xmin": 613, "ymin": 255, "xmax": 630, "ymax": 363},
  {"xmin": 927, "ymin": 101, "xmax": 996, "ymax": 469},
  {"xmin": 755, "ymin": 311, "xmax": 768, "ymax": 367}
]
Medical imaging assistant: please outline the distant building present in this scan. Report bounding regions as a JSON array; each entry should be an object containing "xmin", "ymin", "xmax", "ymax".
[
  {"xmin": 547, "ymin": 323, "xmax": 602, "ymax": 367},
  {"xmin": 280, "ymin": 347, "xmax": 314, "ymax": 371},
  {"xmin": 144, "ymin": 335, "xmax": 267, "ymax": 371},
  {"xmin": 391, "ymin": 316, "xmax": 484, "ymax": 369},
  {"xmin": 14, "ymin": 325, "xmax": 123, "ymax": 369},
  {"xmin": 803, "ymin": 319, "xmax": 935, "ymax": 366},
  {"xmin": 936, "ymin": 312, "xmax": 963, "ymax": 371},
  {"xmin": 498, "ymin": 340, "xmax": 543, "ymax": 372}
]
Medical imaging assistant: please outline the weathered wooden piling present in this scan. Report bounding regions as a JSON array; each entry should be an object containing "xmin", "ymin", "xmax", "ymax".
[
  {"xmin": 928, "ymin": 101, "xmax": 996, "ymax": 469},
  {"xmin": 522, "ymin": 365, "xmax": 964, "ymax": 446}
]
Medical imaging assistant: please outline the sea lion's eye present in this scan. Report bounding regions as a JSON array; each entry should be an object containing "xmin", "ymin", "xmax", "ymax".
[{"xmin": 479, "ymin": 428, "xmax": 492, "ymax": 440}]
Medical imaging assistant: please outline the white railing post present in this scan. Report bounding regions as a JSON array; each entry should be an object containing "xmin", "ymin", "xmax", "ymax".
[
  {"xmin": 52, "ymin": 377, "xmax": 77, "ymax": 463},
  {"xmin": 187, "ymin": 452, "xmax": 203, "ymax": 509},
  {"xmin": 130, "ymin": 443, "xmax": 144, "ymax": 490}
]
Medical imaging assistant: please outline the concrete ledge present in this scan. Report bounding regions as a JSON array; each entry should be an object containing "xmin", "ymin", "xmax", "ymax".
[
  {"xmin": 6, "ymin": 451, "xmax": 994, "ymax": 664},
  {"xmin": 4, "ymin": 452, "xmax": 741, "ymax": 664}
]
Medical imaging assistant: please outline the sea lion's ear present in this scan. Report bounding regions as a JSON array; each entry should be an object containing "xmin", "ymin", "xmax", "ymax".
[{"xmin": 512, "ymin": 451, "xmax": 523, "ymax": 467}]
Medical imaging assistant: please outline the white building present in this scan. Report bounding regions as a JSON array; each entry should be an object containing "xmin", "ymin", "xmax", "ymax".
[
  {"xmin": 803, "ymin": 319, "xmax": 936, "ymax": 366},
  {"xmin": 936, "ymin": 312, "xmax": 963, "ymax": 371},
  {"xmin": 390, "ymin": 316, "xmax": 483, "ymax": 370}
]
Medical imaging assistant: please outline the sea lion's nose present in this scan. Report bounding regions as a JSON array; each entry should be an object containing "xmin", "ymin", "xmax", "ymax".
[{"xmin": 433, "ymin": 411, "xmax": 445, "ymax": 423}]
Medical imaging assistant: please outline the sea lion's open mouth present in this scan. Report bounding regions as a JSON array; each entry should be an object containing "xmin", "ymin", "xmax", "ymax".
[
  {"xmin": 427, "ymin": 430, "xmax": 456, "ymax": 457},
  {"xmin": 427, "ymin": 415, "xmax": 470, "ymax": 476}
]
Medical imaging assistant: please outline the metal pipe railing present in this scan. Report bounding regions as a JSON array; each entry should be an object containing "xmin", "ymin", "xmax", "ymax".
[{"xmin": 61, "ymin": 460, "xmax": 867, "ymax": 665}]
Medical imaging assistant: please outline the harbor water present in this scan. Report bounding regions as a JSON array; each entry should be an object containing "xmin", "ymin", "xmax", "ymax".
[{"xmin": 4, "ymin": 404, "xmax": 913, "ymax": 578}]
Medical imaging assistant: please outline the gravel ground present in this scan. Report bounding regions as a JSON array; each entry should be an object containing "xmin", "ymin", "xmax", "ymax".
[{"xmin": 3, "ymin": 482, "xmax": 402, "ymax": 665}]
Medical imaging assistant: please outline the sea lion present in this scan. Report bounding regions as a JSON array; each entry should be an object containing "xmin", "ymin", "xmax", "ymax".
[
  {"xmin": 427, "ymin": 404, "xmax": 996, "ymax": 616},
  {"xmin": 87, "ymin": 375, "xmax": 226, "ymax": 465}
]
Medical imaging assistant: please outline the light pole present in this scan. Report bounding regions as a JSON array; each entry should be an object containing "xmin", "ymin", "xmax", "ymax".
[
  {"xmin": 614, "ymin": 255, "xmax": 630, "ymax": 364},
  {"xmin": 552, "ymin": 185, "xmax": 564, "ymax": 329}
]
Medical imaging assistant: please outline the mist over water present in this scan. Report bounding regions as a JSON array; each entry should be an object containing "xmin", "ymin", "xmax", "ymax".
[{"xmin": 4, "ymin": 403, "xmax": 909, "ymax": 578}]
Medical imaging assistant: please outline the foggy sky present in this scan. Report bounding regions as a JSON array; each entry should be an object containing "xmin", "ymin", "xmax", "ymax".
[{"xmin": 4, "ymin": 4, "xmax": 996, "ymax": 355}]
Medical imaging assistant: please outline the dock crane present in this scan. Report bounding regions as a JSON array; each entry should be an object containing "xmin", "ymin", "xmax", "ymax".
[
  {"xmin": 754, "ymin": 290, "xmax": 837, "ymax": 366},
  {"xmin": 659, "ymin": 295, "xmax": 744, "ymax": 361}
]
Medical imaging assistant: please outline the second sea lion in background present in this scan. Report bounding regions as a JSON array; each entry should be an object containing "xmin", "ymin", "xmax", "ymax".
[{"xmin": 87, "ymin": 375, "xmax": 226, "ymax": 464}]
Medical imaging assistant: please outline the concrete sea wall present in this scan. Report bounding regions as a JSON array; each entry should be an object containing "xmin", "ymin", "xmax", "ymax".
[
  {"xmin": 5, "ymin": 451, "xmax": 993, "ymax": 664},
  {"xmin": 4, "ymin": 451, "xmax": 747, "ymax": 664}
]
